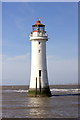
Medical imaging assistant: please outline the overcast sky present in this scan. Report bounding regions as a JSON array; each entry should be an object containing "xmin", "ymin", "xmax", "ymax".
[{"xmin": 2, "ymin": 2, "xmax": 78, "ymax": 85}]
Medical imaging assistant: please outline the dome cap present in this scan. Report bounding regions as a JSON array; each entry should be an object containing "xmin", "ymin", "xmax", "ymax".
[{"xmin": 32, "ymin": 20, "xmax": 45, "ymax": 27}]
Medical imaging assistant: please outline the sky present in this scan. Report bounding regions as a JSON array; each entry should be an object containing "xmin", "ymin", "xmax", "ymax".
[
  {"xmin": 0, "ymin": 2, "xmax": 2, "ymax": 85},
  {"xmin": 2, "ymin": 2, "xmax": 78, "ymax": 85}
]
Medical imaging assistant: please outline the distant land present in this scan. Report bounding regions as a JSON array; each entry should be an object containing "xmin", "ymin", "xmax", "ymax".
[{"xmin": 1, "ymin": 84, "xmax": 79, "ymax": 90}]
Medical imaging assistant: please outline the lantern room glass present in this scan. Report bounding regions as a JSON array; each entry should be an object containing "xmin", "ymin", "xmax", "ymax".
[{"xmin": 32, "ymin": 26, "xmax": 45, "ymax": 32}]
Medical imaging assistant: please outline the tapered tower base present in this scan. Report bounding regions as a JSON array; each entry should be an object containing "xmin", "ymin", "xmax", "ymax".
[{"xmin": 28, "ymin": 86, "xmax": 52, "ymax": 97}]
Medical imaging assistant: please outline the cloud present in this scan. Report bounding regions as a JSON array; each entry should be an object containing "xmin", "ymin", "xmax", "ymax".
[
  {"xmin": 0, "ymin": 55, "xmax": 2, "ymax": 85},
  {"xmin": 2, "ymin": 54, "xmax": 78, "ymax": 85},
  {"xmin": 2, "ymin": 54, "xmax": 30, "ymax": 85},
  {"xmin": 47, "ymin": 56, "xmax": 78, "ymax": 85}
]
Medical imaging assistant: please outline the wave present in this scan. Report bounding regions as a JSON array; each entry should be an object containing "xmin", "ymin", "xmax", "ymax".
[
  {"xmin": 50, "ymin": 88, "xmax": 80, "ymax": 93},
  {"xmin": 2, "ymin": 88, "xmax": 80, "ymax": 94},
  {"xmin": 3, "ymin": 89, "xmax": 28, "ymax": 93}
]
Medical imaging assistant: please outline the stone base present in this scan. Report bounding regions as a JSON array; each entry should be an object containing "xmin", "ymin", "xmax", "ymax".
[{"xmin": 28, "ymin": 86, "xmax": 52, "ymax": 97}]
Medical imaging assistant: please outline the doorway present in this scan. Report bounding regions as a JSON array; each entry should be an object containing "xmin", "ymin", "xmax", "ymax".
[{"xmin": 39, "ymin": 70, "xmax": 41, "ymax": 93}]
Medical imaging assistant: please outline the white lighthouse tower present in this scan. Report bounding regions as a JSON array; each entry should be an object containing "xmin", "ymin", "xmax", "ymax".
[{"xmin": 28, "ymin": 19, "xmax": 51, "ymax": 97}]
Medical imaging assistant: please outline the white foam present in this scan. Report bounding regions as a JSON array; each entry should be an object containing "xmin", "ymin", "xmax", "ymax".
[
  {"xmin": 50, "ymin": 88, "xmax": 80, "ymax": 93},
  {"xmin": 3, "ymin": 88, "xmax": 80, "ymax": 94},
  {"xmin": 3, "ymin": 89, "xmax": 28, "ymax": 93},
  {"xmin": 15, "ymin": 90, "xmax": 28, "ymax": 93}
]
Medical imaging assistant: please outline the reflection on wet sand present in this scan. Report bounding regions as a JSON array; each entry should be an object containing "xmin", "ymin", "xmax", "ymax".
[
  {"xmin": 26, "ymin": 97, "xmax": 51, "ymax": 118},
  {"xmin": 2, "ymin": 85, "xmax": 79, "ymax": 118}
]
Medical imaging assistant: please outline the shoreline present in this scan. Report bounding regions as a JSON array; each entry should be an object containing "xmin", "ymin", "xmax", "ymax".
[{"xmin": 1, "ymin": 84, "xmax": 79, "ymax": 90}]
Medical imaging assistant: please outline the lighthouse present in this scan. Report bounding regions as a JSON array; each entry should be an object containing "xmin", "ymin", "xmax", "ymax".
[{"xmin": 28, "ymin": 19, "xmax": 51, "ymax": 97}]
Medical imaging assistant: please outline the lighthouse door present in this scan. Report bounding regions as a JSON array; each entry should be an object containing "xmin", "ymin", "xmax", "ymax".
[
  {"xmin": 39, "ymin": 70, "xmax": 41, "ymax": 77},
  {"xmin": 39, "ymin": 70, "xmax": 41, "ymax": 93}
]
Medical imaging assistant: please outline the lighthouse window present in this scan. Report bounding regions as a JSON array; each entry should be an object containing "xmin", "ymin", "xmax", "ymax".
[
  {"xmin": 39, "ymin": 42, "xmax": 40, "ymax": 44},
  {"xmin": 39, "ymin": 50, "xmax": 40, "ymax": 53}
]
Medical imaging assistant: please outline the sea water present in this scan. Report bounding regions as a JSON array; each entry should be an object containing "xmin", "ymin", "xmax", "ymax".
[{"xmin": 2, "ymin": 85, "xmax": 80, "ymax": 118}]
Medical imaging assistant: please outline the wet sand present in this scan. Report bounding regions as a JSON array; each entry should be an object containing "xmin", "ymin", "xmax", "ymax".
[{"xmin": 1, "ymin": 85, "xmax": 80, "ymax": 118}]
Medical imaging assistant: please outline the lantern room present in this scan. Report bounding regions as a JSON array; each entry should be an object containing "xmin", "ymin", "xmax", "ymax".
[{"xmin": 32, "ymin": 20, "xmax": 45, "ymax": 32}]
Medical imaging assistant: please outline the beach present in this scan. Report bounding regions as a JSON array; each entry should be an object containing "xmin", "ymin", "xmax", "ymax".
[{"xmin": 2, "ymin": 85, "xmax": 79, "ymax": 118}]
